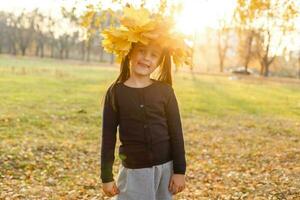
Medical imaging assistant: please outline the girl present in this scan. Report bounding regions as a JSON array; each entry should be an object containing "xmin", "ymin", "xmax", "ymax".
[{"xmin": 100, "ymin": 6, "xmax": 190, "ymax": 200}]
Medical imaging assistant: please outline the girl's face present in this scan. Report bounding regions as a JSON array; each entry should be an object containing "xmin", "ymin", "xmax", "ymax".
[{"xmin": 129, "ymin": 42, "xmax": 163, "ymax": 77}]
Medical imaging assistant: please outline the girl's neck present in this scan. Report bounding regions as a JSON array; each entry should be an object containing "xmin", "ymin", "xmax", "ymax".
[{"xmin": 124, "ymin": 75, "xmax": 154, "ymax": 88}]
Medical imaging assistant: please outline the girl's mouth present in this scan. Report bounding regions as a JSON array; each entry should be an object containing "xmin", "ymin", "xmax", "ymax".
[{"xmin": 138, "ymin": 62, "xmax": 150, "ymax": 69}]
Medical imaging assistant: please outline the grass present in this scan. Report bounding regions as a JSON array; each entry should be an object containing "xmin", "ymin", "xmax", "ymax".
[{"xmin": 0, "ymin": 54, "xmax": 300, "ymax": 199}]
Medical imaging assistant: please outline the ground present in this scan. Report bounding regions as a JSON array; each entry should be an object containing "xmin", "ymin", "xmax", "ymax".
[{"xmin": 0, "ymin": 55, "xmax": 299, "ymax": 199}]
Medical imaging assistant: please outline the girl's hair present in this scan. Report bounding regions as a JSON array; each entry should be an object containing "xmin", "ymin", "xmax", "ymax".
[{"xmin": 103, "ymin": 43, "xmax": 172, "ymax": 112}]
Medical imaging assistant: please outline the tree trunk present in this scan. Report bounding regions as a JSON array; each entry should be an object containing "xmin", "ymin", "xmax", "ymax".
[
  {"xmin": 11, "ymin": 43, "xmax": 17, "ymax": 55},
  {"xmin": 0, "ymin": 38, "xmax": 2, "ymax": 54},
  {"xmin": 260, "ymin": 62, "xmax": 265, "ymax": 76},
  {"xmin": 219, "ymin": 59, "xmax": 224, "ymax": 72},
  {"xmin": 87, "ymin": 47, "xmax": 91, "ymax": 62},
  {"xmin": 87, "ymin": 38, "xmax": 92, "ymax": 62},
  {"xmin": 21, "ymin": 47, "xmax": 26, "ymax": 56},
  {"xmin": 264, "ymin": 64, "xmax": 269, "ymax": 77},
  {"xmin": 81, "ymin": 41, "xmax": 86, "ymax": 61},
  {"xmin": 244, "ymin": 34, "xmax": 253, "ymax": 73},
  {"xmin": 35, "ymin": 45, "xmax": 39, "ymax": 56},
  {"xmin": 65, "ymin": 49, "xmax": 69, "ymax": 59},
  {"xmin": 99, "ymin": 47, "xmax": 104, "ymax": 62},
  {"xmin": 59, "ymin": 49, "xmax": 64, "ymax": 59},
  {"xmin": 298, "ymin": 57, "xmax": 300, "ymax": 79},
  {"xmin": 51, "ymin": 43, "xmax": 55, "ymax": 58},
  {"xmin": 261, "ymin": 56, "xmax": 270, "ymax": 77},
  {"xmin": 40, "ymin": 43, "xmax": 44, "ymax": 58}
]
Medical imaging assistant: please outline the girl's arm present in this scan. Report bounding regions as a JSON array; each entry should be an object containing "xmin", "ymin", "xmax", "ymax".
[
  {"xmin": 165, "ymin": 87, "xmax": 186, "ymax": 175},
  {"xmin": 101, "ymin": 89, "xmax": 119, "ymax": 183}
]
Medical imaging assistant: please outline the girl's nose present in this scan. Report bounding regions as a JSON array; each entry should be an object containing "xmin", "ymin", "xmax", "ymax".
[{"xmin": 143, "ymin": 52, "xmax": 151, "ymax": 61}]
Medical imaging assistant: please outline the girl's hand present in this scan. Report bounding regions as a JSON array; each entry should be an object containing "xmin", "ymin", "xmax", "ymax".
[
  {"xmin": 102, "ymin": 181, "xmax": 120, "ymax": 197},
  {"xmin": 168, "ymin": 174, "xmax": 186, "ymax": 195}
]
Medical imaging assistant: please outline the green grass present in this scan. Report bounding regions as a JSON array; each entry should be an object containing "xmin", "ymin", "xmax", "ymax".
[
  {"xmin": 0, "ymin": 54, "xmax": 300, "ymax": 199},
  {"xmin": 175, "ymin": 73, "xmax": 300, "ymax": 120}
]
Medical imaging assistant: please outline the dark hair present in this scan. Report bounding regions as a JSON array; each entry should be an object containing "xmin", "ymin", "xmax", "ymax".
[{"xmin": 102, "ymin": 44, "xmax": 172, "ymax": 112}]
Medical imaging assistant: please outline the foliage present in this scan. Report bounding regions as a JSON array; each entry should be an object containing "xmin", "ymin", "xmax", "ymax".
[
  {"xmin": 0, "ymin": 56, "xmax": 300, "ymax": 199},
  {"xmin": 233, "ymin": 0, "xmax": 300, "ymax": 76},
  {"xmin": 100, "ymin": 6, "xmax": 192, "ymax": 67}
]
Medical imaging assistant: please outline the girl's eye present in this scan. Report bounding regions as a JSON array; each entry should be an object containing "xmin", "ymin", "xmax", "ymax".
[
  {"xmin": 139, "ymin": 48, "xmax": 146, "ymax": 53},
  {"xmin": 151, "ymin": 53, "xmax": 158, "ymax": 58}
]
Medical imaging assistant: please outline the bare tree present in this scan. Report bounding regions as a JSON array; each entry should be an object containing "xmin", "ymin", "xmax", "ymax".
[
  {"xmin": 253, "ymin": 29, "xmax": 278, "ymax": 76},
  {"xmin": 45, "ymin": 16, "xmax": 57, "ymax": 58},
  {"xmin": 234, "ymin": 28, "xmax": 257, "ymax": 73},
  {"xmin": 216, "ymin": 18, "xmax": 231, "ymax": 72},
  {"xmin": 16, "ymin": 10, "xmax": 37, "ymax": 56},
  {"xmin": 234, "ymin": 2, "xmax": 257, "ymax": 73},
  {"xmin": 234, "ymin": 0, "xmax": 299, "ymax": 77},
  {"xmin": 80, "ymin": 5, "xmax": 120, "ymax": 63},
  {"xmin": 0, "ymin": 12, "xmax": 7, "ymax": 53},
  {"xmin": 57, "ymin": 34, "xmax": 70, "ymax": 59},
  {"xmin": 6, "ymin": 13, "xmax": 18, "ymax": 55},
  {"xmin": 33, "ymin": 10, "xmax": 47, "ymax": 58}
]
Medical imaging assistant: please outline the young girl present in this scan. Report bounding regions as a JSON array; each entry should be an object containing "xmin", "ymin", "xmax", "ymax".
[{"xmin": 100, "ymin": 6, "xmax": 190, "ymax": 200}]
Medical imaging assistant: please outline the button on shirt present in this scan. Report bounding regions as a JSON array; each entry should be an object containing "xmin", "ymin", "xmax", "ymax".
[{"xmin": 100, "ymin": 79, "xmax": 186, "ymax": 183}]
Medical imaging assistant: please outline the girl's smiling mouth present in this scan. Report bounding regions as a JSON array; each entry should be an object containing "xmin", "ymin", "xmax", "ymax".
[{"xmin": 138, "ymin": 62, "xmax": 150, "ymax": 68}]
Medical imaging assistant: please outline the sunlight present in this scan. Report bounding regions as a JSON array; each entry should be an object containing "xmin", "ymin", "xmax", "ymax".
[
  {"xmin": 0, "ymin": 0, "xmax": 298, "ymax": 52},
  {"xmin": 175, "ymin": 0, "xmax": 236, "ymax": 35}
]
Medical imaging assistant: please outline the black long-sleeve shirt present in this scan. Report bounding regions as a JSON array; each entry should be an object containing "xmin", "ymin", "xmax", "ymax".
[{"xmin": 100, "ymin": 78, "xmax": 186, "ymax": 183}]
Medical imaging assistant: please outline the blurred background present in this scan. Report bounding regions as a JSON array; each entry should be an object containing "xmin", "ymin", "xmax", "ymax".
[{"xmin": 0, "ymin": 0, "xmax": 299, "ymax": 78}]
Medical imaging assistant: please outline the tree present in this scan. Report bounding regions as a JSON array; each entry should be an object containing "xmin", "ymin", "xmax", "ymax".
[
  {"xmin": 234, "ymin": 1, "xmax": 257, "ymax": 73},
  {"xmin": 80, "ymin": 0, "xmax": 183, "ymax": 65},
  {"xmin": 33, "ymin": 10, "xmax": 47, "ymax": 58},
  {"xmin": 80, "ymin": 4, "xmax": 119, "ymax": 63},
  {"xmin": 46, "ymin": 16, "xmax": 57, "ymax": 58},
  {"xmin": 234, "ymin": 0, "xmax": 299, "ymax": 77},
  {"xmin": 57, "ymin": 34, "xmax": 70, "ymax": 59},
  {"xmin": 216, "ymin": 18, "xmax": 232, "ymax": 72},
  {"xmin": 6, "ymin": 13, "xmax": 18, "ymax": 55},
  {"xmin": 15, "ymin": 10, "xmax": 36, "ymax": 56},
  {"xmin": 0, "ymin": 12, "xmax": 7, "ymax": 54}
]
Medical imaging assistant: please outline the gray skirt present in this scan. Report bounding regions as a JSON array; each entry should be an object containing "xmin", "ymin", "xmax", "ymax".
[{"xmin": 111, "ymin": 160, "xmax": 174, "ymax": 200}]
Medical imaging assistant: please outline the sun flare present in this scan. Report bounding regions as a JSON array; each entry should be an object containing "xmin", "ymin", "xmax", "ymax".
[{"xmin": 174, "ymin": 0, "xmax": 236, "ymax": 35}]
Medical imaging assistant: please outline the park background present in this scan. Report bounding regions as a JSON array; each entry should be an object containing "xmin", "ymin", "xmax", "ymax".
[{"xmin": 0, "ymin": 0, "xmax": 300, "ymax": 199}]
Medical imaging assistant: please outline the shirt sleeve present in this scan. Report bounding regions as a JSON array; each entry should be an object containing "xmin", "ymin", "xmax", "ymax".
[
  {"xmin": 100, "ymin": 88, "xmax": 119, "ymax": 183},
  {"xmin": 165, "ymin": 87, "xmax": 186, "ymax": 174}
]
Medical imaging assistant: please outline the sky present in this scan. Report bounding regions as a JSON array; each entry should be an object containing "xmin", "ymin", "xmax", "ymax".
[
  {"xmin": 0, "ymin": 0, "xmax": 236, "ymax": 31},
  {"xmin": 0, "ymin": 0, "xmax": 299, "ymax": 53}
]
